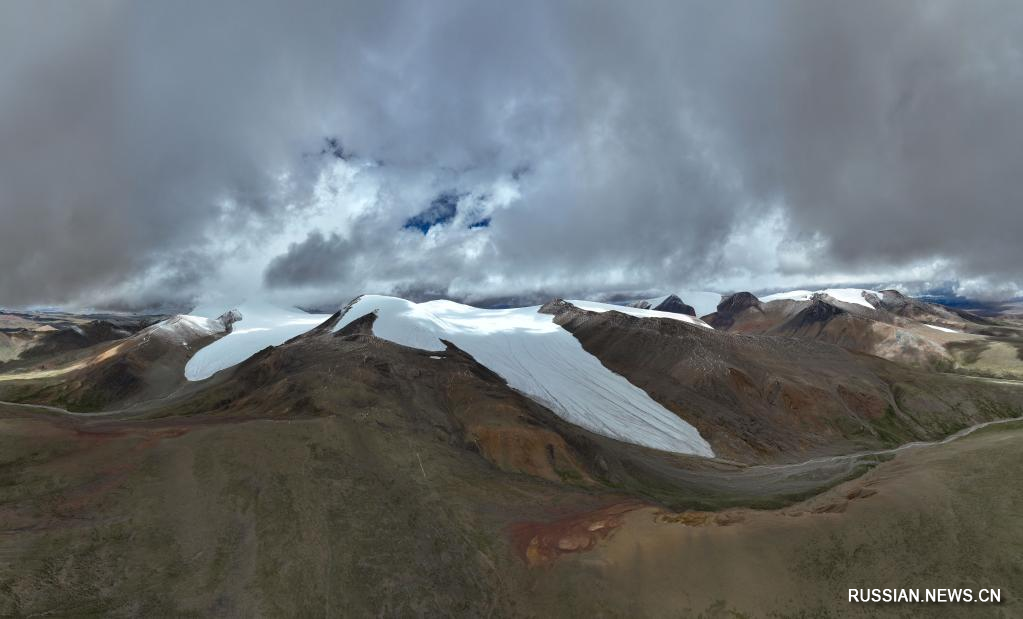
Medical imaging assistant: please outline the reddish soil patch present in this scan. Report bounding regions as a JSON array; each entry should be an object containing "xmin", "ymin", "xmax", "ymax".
[
  {"xmin": 509, "ymin": 500, "xmax": 647, "ymax": 567},
  {"xmin": 470, "ymin": 424, "xmax": 593, "ymax": 484}
]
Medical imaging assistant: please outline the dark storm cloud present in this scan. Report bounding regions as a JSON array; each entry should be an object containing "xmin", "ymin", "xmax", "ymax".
[
  {"xmin": 689, "ymin": 1, "xmax": 1023, "ymax": 277},
  {"xmin": 2, "ymin": 1, "xmax": 1022, "ymax": 308},
  {"xmin": 264, "ymin": 231, "xmax": 353, "ymax": 287}
]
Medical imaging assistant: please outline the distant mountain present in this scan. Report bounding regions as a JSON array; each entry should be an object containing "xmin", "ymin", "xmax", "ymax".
[
  {"xmin": 704, "ymin": 288, "xmax": 1023, "ymax": 378},
  {"xmin": 629, "ymin": 294, "xmax": 696, "ymax": 316},
  {"xmin": 0, "ymin": 313, "xmax": 228, "ymax": 411},
  {"xmin": 0, "ymin": 311, "xmax": 159, "ymax": 365},
  {"xmin": 627, "ymin": 290, "xmax": 722, "ymax": 318}
]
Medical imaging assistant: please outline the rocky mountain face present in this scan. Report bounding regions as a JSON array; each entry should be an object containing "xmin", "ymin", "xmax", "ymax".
[
  {"xmin": 700, "ymin": 289, "xmax": 1023, "ymax": 373},
  {"xmin": 876, "ymin": 289, "xmax": 992, "ymax": 327},
  {"xmin": 703, "ymin": 292, "xmax": 767, "ymax": 330},
  {"xmin": 544, "ymin": 300, "xmax": 1023, "ymax": 462},
  {"xmin": 216, "ymin": 308, "xmax": 244, "ymax": 331}
]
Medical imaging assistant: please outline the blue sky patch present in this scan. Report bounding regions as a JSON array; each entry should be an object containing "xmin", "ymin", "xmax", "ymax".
[{"xmin": 403, "ymin": 191, "xmax": 460, "ymax": 234}]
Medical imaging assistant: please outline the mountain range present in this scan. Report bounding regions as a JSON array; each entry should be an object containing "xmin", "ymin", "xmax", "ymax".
[{"xmin": 2, "ymin": 288, "xmax": 1023, "ymax": 616}]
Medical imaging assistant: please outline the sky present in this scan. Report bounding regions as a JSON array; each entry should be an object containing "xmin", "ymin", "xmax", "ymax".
[{"xmin": 2, "ymin": 0, "xmax": 1022, "ymax": 311}]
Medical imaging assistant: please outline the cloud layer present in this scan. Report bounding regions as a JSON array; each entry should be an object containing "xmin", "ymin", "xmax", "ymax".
[{"xmin": 2, "ymin": 1, "xmax": 1022, "ymax": 309}]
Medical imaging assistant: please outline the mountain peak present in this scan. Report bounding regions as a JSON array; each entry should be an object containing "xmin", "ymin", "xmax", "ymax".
[
  {"xmin": 630, "ymin": 294, "xmax": 696, "ymax": 316},
  {"xmin": 716, "ymin": 291, "xmax": 762, "ymax": 314}
]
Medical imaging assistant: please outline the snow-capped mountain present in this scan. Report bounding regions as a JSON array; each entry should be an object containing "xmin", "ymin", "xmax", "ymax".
[
  {"xmin": 177, "ymin": 295, "xmax": 715, "ymax": 456},
  {"xmin": 163, "ymin": 287, "xmax": 1021, "ymax": 462},
  {"xmin": 184, "ymin": 302, "xmax": 331, "ymax": 381},
  {"xmin": 147, "ymin": 314, "xmax": 226, "ymax": 342},
  {"xmin": 331, "ymin": 296, "xmax": 714, "ymax": 456}
]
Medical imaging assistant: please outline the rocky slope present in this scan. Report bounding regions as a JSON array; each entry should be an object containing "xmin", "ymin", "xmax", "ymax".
[
  {"xmin": 704, "ymin": 289, "xmax": 1023, "ymax": 375},
  {"xmin": 545, "ymin": 300, "xmax": 1023, "ymax": 462},
  {"xmin": 0, "ymin": 311, "xmax": 161, "ymax": 365},
  {"xmin": 0, "ymin": 314, "xmax": 228, "ymax": 411}
]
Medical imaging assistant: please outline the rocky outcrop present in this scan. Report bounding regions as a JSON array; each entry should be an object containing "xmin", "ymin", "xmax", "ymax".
[
  {"xmin": 780, "ymin": 297, "xmax": 846, "ymax": 331},
  {"xmin": 538, "ymin": 298, "xmax": 575, "ymax": 316},
  {"xmin": 217, "ymin": 309, "xmax": 243, "ymax": 332}
]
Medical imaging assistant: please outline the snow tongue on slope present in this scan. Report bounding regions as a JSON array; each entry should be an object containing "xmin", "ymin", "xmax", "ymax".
[
  {"xmin": 333, "ymin": 295, "xmax": 714, "ymax": 457},
  {"xmin": 568, "ymin": 300, "xmax": 713, "ymax": 329},
  {"xmin": 183, "ymin": 302, "xmax": 331, "ymax": 381},
  {"xmin": 924, "ymin": 324, "xmax": 963, "ymax": 334}
]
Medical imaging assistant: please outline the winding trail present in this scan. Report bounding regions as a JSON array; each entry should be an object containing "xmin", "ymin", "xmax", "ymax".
[
  {"xmin": 0, "ymin": 399, "xmax": 130, "ymax": 417},
  {"xmin": 755, "ymin": 413, "xmax": 1023, "ymax": 472},
  {"xmin": 0, "ymin": 378, "xmax": 205, "ymax": 418},
  {"xmin": 746, "ymin": 373, "xmax": 1023, "ymax": 475}
]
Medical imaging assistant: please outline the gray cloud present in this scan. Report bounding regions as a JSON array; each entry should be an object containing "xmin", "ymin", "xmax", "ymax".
[
  {"xmin": 264, "ymin": 231, "xmax": 354, "ymax": 287},
  {"xmin": 2, "ymin": 1, "xmax": 1022, "ymax": 309}
]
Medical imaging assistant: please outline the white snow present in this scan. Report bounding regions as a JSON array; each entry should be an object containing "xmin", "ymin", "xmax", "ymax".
[
  {"xmin": 174, "ymin": 314, "xmax": 225, "ymax": 335},
  {"xmin": 924, "ymin": 324, "xmax": 962, "ymax": 334},
  {"xmin": 568, "ymin": 300, "xmax": 713, "ymax": 329},
  {"xmin": 232, "ymin": 327, "xmax": 272, "ymax": 335},
  {"xmin": 760, "ymin": 288, "xmax": 883, "ymax": 309},
  {"xmin": 333, "ymin": 295, "xmax": 714, "ymax": 457},
  {"xmin": 184, "ymin": 302, "xmax": 330, "ymax": 381},
  {"xmin": 760, "ymin": 289, "xmax": 813, "ymax": 303}
]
